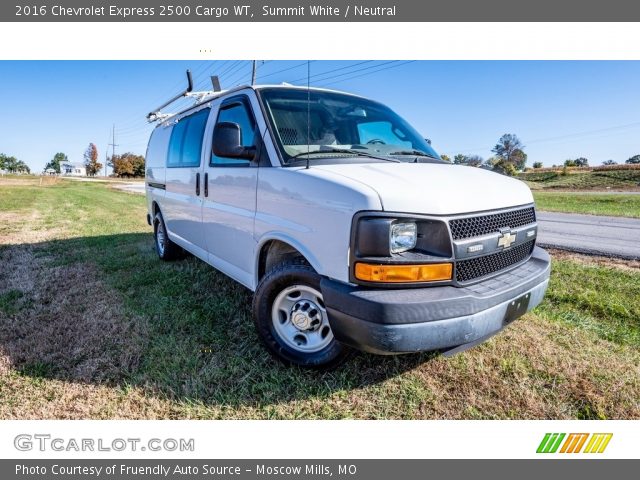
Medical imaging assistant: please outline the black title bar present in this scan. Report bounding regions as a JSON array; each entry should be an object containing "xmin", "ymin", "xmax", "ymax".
[
  {"xmin": 3, "ymin": 459, "xmax": 640, "ymax": 480},
  {"xmin": 5, "ymin": 0, "xmax": 640, "ymax": 22}
]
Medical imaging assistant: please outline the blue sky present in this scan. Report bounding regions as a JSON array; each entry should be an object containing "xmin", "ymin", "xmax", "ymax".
[{"xmin": 1, "ymin": 60, "xmax": 639, "ymax": 173}]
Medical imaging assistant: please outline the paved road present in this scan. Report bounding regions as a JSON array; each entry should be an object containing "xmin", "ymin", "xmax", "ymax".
[
  {"xmin": 537, "ymin": 211, "xmax": 640, "ymax": 260},
  {"xmin": 60, "ymin": 177, "xmax": 147, "ymax": 194},
  {"xmin": 112, "ymin": 182, "xmax": 146, "ymax": 194}
]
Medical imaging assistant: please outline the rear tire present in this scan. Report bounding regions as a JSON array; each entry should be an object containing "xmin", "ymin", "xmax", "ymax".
[
  {"xmin": 153, "ymin": 211, "xmax": 181, "ymax": 261},
  {"xmin": 252, "ymin": 259, "xmax": 351, "ymax": 370}
]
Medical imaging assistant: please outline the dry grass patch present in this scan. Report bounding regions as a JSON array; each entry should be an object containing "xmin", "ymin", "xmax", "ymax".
[
  {"xmin": 547, "ymin": 248, "xmax": 640, "ymax": 271},
  {"xmin": 0, "ymin": 373, "xmax": 181, "ymax": 419},
  {"xmin": 0, "ymin": 244, "xmax": 147, "ymax": 384}
]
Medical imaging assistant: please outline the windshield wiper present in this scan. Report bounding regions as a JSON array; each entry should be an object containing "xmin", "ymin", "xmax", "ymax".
[
  {"xmin": 388, "ymin": 149, "xmax": 439, "ymax": 159},
  {"xmin": 288, "ymin": 147, "xmax": 400, "ymax": 162}
]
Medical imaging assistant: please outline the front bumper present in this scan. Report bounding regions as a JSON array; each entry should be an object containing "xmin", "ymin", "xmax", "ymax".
[{"xmin": 321, "ymin": 247, "xmax": 551, "ymax": 354}]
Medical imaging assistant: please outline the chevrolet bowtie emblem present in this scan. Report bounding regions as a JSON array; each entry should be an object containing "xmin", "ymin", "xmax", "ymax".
[{"xmin": 497, "ymin": 231, "xmax": 517, "ymax": 249}]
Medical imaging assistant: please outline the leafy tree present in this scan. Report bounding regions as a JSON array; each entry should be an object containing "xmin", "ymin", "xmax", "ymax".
[
  {"xmin": 602, "ymin": 159, "xmax": 617, "ymax": 165},
  {"xmin": 440, "ymin": 154, "xmax": 451, "ymax": 163},
  {"xmin": 453, "ymin": 154, "xmax": 467, "ymax": 165},
  {"xmin": 0, "ymin": 154, "xmax": 30, "ymax": 173},
  {"xmin": 108, "ymin": 153, "xmax": 145, "ymax": 178},
  {"xmin": 15, "ymin": 160, "xmax": 30, "ymax": 174},
  {"xmin": 564, "ymin": 159, "xmax": 577, "ymax": 167},
  {"xmin": 44, "ymin": 152, "xmax": 67, "ymax": 174},
  {"xmin": 491, "ymin": 134, "xmax": 527, "ymax": 171},
  {"xmin": 574, "ymin": 157, "xmax": 589, "ymax": 167},
  {"xmin": 626, "ymin": 154, "xmax": 640, "ymax": 164},
  {"xmin": 83, "ymin": 143, "xmax": 102, "ymax": 176},
  {"xmin": 489, "ymin": 158, "xmax": 517, "ymax": 176},
  {"xmin": 0, "ymin": 153, "xmax": 9, "ymax": 171},
  {"xmin": 465, "ymin": 155, "xmax": 484, "ymax": 167},
  {"xmin": 453, "ymin": 154, "xmax": 483, "ymax": 167},
  {"xmin": 532, "ymin": 161, "xmax": 543, "ymax": 169}
]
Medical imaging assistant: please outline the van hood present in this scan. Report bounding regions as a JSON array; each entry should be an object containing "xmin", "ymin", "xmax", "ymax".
[{"xmin": 309, "ymin": 162, "xmax": 534, "ymax": 215}]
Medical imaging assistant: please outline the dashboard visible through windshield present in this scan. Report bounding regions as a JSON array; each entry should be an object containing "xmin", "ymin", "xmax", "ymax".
[{"xmin": 258, "ymin": 88, "xmax": 442, "ymax": 165}]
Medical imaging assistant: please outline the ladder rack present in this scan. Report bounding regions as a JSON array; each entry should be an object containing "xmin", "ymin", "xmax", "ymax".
[{"xmin": 146, "ymin": 70, "xmax": 222, "ymax": 123}]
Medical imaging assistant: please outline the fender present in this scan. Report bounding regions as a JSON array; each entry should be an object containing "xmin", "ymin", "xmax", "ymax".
[{"xmin": 255, "ymin": 231, "xmax": 325, "ymax": 287}]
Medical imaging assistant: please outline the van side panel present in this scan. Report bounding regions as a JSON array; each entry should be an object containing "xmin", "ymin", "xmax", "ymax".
[
  {"xmin": 145, "ymin": 125, "xmax": 170, "ymax": 217},
  {"xmin": 161, "ymin": 107, "xmax": 211, "ymax": 257}
]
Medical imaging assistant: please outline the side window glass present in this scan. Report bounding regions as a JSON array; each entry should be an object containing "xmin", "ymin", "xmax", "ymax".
[
  {"xmin": 211, "ymin": 100, "xmax": 256, "ymax": 166},
  {"xmin": 167, "ymin": 108, "xmax": 209, "ymax": 167},
  {"xmin": 167, "ymin": 119, "xmax": 187, "ymax": 167}
]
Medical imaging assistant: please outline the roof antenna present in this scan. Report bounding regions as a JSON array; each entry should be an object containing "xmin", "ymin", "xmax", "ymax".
[{"xmin": 306, "ymin": 60, "xmax": 311, "ymax": 169}]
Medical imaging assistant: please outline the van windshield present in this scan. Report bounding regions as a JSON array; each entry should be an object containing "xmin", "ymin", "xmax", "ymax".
[{"xmin": 258, "ymin": 88, "xmax": 442, "ymax": 165}]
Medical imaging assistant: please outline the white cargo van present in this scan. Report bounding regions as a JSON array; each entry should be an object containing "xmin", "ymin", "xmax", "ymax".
[{"xmin": 145, "ymin": 75, "xmax": 550, "ymax": 369}]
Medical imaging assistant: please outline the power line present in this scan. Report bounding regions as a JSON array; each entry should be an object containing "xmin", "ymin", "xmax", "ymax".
[
  {"xmin": 224, "ymin": 62, "xmax": 254, "ymax": 87},
  {"xmin": 444, "ymin": 121, "xmax": 640, "ymax": 155},
  {"xmin": 316, "ymin": 61, "xmax": 414, "ymax": 87},
  {"xmin": 289, "ymin": 61, "xmax": 374, "ymax": 84},
  {"xmin": 256, "ymin": 61, "xmax": 312, "ymax": 81}
]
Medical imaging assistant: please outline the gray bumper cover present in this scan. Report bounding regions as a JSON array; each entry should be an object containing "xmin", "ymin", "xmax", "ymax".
[{"xmin": 321, "ymin": 247, "xmax": 551, "ymax": 354}]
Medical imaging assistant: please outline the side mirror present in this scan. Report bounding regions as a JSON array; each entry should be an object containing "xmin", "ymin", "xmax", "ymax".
[
  {"xmin": 425, "ymin": 138, "xmax": 432, "ymax": 145},
  {"xmin": 212, "ymin": 122, "xmax": 256, "ymax": 160}
]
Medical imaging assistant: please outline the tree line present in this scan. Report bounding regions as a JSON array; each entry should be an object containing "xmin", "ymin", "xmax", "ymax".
[
  {"xmin": 42, "ymin": 144, "xmax": 145, "ymax": 178},
  {"xmin": 0, "ymin": 153, "xmax": 31, "ymax": 174},
  {"xmin": 531, "ymin": 154, "xmax": 639, "ymax": 169},
  {"xmin": 440, "ymin": 133, "xmax": 527, "ymax": 176},
  {"xmin": 441, "ymin": 133, "xmax": 640, "ymax": 172}
]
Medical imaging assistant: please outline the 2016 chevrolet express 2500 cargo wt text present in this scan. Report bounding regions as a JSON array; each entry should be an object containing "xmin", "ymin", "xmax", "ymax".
[{"xmin": 145, "ymin": 76, "xmax": 550, "ymax": 369}]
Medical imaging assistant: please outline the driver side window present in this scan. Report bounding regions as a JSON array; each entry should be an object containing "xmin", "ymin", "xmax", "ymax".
[
  {"xmin": 211, "ymin": 99, "xmax": 256, "ymax": 166},
  {"xmin": 357, "ymin": 121, "xmax": 412, "ymax": 147}
]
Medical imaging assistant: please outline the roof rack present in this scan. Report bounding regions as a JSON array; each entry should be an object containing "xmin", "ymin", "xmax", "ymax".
[{"xmin": 146, "ymin": 70, "xmax": 223, "ymax": 123}]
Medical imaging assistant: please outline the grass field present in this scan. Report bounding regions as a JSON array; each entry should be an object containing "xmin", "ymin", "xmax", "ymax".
[
  {"xmin": 520, "ymin": 169, "xmax": 640, "ymax": 217},
  {"xmin": 520, "ymin": 169, "xmax": 640, "ymax": 191},
  {"xmin": 1, "ymin": 178, "xmax": 639, "ymax": 419},
  {"xmin": 533, "ymin": 192, "xmax": 640, "ymax": 218}
]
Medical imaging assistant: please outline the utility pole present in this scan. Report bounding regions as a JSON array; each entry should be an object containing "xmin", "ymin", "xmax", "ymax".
[
  {"xmin": 104, "ymin": 147, "xmax": 108, "ymax": 177},
  {"xmin": 108, "ymin": 124, "xmax": 118, "ymax": 177},
  {"xmin": 251, "ymin": 60, "xmax": 257, "ymax": 85}
]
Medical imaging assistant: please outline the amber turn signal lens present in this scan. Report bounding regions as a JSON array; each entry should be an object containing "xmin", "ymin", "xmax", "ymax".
[{"xmin": 354, "ymin": 262, "xmax": 453, "ymax": 283}]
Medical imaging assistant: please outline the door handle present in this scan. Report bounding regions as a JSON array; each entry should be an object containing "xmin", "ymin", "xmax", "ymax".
[
  {"xmin": 204, "ymin": 173, "xmax": 209, "ymax": 197},
  {"xmin": 195, "ymin": 172, "xmax": 200, "ymax": 196}
]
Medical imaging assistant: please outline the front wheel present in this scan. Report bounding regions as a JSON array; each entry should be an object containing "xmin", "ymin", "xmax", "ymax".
[{"xmin": 252, "ymin": 260, "xmax": 351, "ymax": 369}]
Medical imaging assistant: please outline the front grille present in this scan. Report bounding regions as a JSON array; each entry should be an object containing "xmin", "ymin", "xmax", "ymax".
[
  {"xmin": 455, "ymin": 240, "xmax": 535, "ymax": 283},
  {"xmin": 449, "ymin": 207, "xmax": 536, "ymax": 240}
]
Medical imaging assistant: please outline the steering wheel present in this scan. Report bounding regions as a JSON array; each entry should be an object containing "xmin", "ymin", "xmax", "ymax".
[{"xmin": 366, "ymin": 139, "xmax": 386, "ymax": 145}]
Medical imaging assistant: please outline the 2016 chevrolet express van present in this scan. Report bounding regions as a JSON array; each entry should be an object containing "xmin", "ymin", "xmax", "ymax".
[{"xmin": 145, "ymin": 83, "xmax": 550, "ymax": 369}]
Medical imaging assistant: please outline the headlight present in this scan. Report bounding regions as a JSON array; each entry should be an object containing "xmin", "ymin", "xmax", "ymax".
[{"xmin": 390, "ymin": 222, "xmax": 417, "ymax": 253}]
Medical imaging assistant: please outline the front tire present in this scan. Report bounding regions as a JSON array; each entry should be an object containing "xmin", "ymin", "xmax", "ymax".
[{"xmin": 252, "ymin": 260, "xmax": 351, "ymax": 370}]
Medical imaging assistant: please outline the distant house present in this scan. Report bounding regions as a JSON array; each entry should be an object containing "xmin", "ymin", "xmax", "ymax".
[{"xmin": 60, "ymin": 162, "xmax": 86, "ymax": 176}]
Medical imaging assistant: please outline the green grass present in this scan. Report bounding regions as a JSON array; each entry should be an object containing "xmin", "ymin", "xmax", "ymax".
[
  {"xmin": 533, "ymin": 191, "xmax": 640, "ymax": 217},
  {"xmin": 536, "ymin": 259, "xmax": 640, "ymax": 346},
  {"xmin": 1, "ymin": 178, "xmax": 639, "ymax": 419}
]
